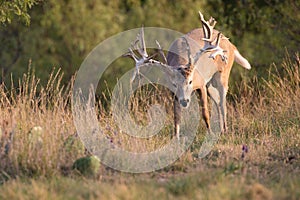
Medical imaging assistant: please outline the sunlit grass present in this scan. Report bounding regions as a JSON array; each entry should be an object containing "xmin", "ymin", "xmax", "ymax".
[{"xmin": 0, "ymin": 53, "xmax": 299, "ymax": 199}]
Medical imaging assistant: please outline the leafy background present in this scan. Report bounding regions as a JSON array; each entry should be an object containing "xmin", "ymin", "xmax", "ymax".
[
  {"xmin": 0, "ymin": 1, "xmax": 299, "ymax": 199},
  {"xmin": 0, "ymin": 0, "xmax": 299, "ymax": 91}
]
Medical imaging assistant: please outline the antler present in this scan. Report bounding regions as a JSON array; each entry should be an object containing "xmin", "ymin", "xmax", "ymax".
[
  {"xmin": 123, "ymin": 27, "xmax": 171, "ymax": 82},
  {"xmin": 194, "ymin": 12, "xmax": 228, "ymax": 64},
  {"xmin": 133, "ymin": 26, "xmax": 148, "ymax": 59},
  {"xmin": 123, "ymin": 27, "xmax": 156, "ymax": 82},
  {"xmin": 199, "ymin": 12, "xmax": 216, "ymax": 43},
  {"xmin": 123, "ymin": 13, "xmax": 229, "ymax": 84},
  {"xmin": 155, "ymin": 40, "xmax": 167, "ymax": 64}
]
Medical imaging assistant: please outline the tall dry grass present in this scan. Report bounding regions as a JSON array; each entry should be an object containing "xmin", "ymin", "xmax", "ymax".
[
  {"xmin": 0, "ymin": 68, "xmax": 77, "ymax": 179},
  {"xmin": 0, "ymin": 52, "xmax": 299, "ymax": 194}
]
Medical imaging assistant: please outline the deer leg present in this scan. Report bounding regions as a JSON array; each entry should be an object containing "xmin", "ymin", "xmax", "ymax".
[
  {"xmin": 197, "ymin": 88, "xmax": 210, "ymax": 132},
  {"xmin": 207, "ymin": 83, "xmax": 224, "ymax": 133},
  {"xmin": 174, "ymin": 98, "xmax": 181, "ymax": 140},
  {"xmin": 219, "ymin": 87, "xmax": 228, "ymax": 133}
]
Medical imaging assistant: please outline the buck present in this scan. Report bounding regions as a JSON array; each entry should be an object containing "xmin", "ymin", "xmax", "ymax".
[{"xmin": 124, "ymin": 12, "xmax": 251, "ymax": 140}]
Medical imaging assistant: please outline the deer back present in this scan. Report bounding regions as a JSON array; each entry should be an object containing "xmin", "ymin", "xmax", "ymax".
[{"xmin": 167, "ymin": 28, "xmax": 236, "ymax": 89}]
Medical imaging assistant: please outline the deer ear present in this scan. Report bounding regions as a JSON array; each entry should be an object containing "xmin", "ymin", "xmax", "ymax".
[{"xmin": 181, "ymin": 36, "xmax": 194, "ymax": 70}]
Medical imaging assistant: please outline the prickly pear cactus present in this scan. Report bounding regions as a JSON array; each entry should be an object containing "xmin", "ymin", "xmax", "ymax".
[{"xmin": 72, "ymin": 155, "xmax": 100, "ymax": 177}]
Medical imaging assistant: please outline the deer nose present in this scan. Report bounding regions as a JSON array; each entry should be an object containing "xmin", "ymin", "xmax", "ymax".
[{"xmin": 179, "ymin": 99, "xmax": 190, "ymax": 107}]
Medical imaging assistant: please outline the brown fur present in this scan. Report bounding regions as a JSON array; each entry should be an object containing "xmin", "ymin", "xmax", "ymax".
[{"xmin": 167, "ymin": 28, "xmax": 250, "ymax": 137}]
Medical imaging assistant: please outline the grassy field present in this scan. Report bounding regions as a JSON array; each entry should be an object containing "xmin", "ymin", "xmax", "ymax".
[{"xmin": 0, "ymin": 54, "xmax": 299, "ymax": 200}]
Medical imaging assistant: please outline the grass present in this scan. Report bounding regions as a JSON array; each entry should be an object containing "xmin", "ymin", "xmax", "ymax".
[{"xmin": 0, "ymin": 53, "xmax": 299, "ymax": 199}]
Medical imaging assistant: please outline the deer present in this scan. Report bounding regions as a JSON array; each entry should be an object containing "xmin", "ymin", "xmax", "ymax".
[{"xmin": 123, "ymin": 11, "xmax": 251, "ymax": 140}]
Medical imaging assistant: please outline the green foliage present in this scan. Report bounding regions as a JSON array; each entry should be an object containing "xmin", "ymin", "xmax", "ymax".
[
  {"xmin": 0, "ymin": 0, "xmax": 41, "ymax": 25},
  {"xmin": 206, "ymin": 0, "xmax": 300, "ymax": 66},
  {"xmin": 0, "ymin": 0, "xmax": 125, "ymax": 83},
  {"xmin": 0, "ymin": 0, "xmax": 299, "ymax": 93}
]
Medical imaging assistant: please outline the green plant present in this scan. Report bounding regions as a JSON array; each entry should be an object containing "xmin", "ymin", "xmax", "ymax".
[{"xmin": 72, "ymin": 155, "xmax": 100, "ymax": 178}]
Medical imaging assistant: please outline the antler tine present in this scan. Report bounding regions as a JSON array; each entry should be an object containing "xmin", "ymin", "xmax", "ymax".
[
  {"xmin": 199, "ymin": 12, "xmax": 210, "ymax": 41},
  {"xmin": 155, "ymin": 40, "xmax": 167, "ymax": 64},
  {"xmin": 193, "ymin": 11, "xmax": 228, "ymax": 65},
  {"xmin": 209, "ymin": 32, "xmax": 228, "ymax": 63},
  {"xmin": 124, "ymin": 26, "xmax": 175, "ymax": 83},
  {"xmin": 208, "ymin": 16, "xmax": 217, "ymax": 27},
  {"xmin": 199, "ymin": 11, "xmax": 216, "ymax": 42},
  {"xmin": 132, "ymin": 34, "xmax": 141, "ymax": 54},
  {"xmin": 122, "ymin": 47, "xmax": 139, "ymax": 62},
  {"xmin": 139, "ymin": 26, "xmax": 148, "ymax": 58},
  {"xmin": 213, "ymin": 32, "xmax": 222, "ymax": 47},
  {"xmin": 132, "ymin": 26, "xmax": 148, "ymax": 59}
]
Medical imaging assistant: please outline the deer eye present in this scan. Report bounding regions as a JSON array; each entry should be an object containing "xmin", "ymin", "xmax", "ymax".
[{"xmin": 189, "ymin": 80, "xmax": 192, "ymax": 84}]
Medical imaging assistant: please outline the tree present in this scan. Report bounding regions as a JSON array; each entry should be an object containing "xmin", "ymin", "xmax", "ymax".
[
  {"xmin": 0, "ymin": 0, "xmax": 124, "ymax": 83},
  {"xmin": 0, "ymin": 0, "xmax": 42, "ymax": 25},
  {"xmin": 0, "ymin": 0, "xmax": 299, "ymax": 90},
  {"xmin": 205, "ymin": 0, "xmax": 299, "ymax": 66}
]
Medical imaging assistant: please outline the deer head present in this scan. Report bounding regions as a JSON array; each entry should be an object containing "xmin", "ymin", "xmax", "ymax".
[{"xmin": 123, "ymin": 12, "xmax": 227, "ymax": 108}]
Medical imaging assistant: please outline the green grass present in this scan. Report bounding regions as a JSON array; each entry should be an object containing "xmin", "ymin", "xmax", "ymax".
[
  {"xmin": 0, "ymin": 54, "xmax": 299, "ymax": 199},
  {"xmin": 0, "ymin": 168, "xmax": 298, "ymax": 200}
]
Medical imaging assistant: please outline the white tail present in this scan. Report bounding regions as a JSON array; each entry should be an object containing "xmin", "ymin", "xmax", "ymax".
[
  {"xmin": 124, "ymin": 11, "xmax": 251, "ymax": 138},
  {"xmin": 234, "ymin": 50, "xmax": 251, "ymax": 70}
]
